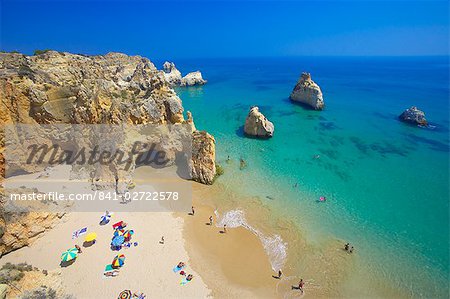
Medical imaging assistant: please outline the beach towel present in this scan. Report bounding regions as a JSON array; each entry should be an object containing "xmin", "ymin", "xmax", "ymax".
[
  {"xmin": 103, "ymin": 264, "xmax": 119, "ymax": 279},
  {"xmin": 180, "ymin": 277, "xmax": 191, "ymax": 286},
  {"xmin": 72, "ymin": 227, "xmax": 87, "ymax": 239},
  {"xmin": 173, "ymin": 265, "xmax": 185, "ymax": 273}
]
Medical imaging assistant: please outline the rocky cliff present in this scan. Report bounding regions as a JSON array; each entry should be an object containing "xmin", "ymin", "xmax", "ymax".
[
  {"xmin": 0, "ymin": 51, "xmax": 216, "ymax": 256},
  {"xmin": 290, "ymin": 72, "xmax": 324, "ymax": 110},
  {"xmin": 244, "ymin": 106, "xmax": 274, "ymax": 138},
  {"xmin": 0, "ymin": 51, "xmax": 215, "ymax": 187}
]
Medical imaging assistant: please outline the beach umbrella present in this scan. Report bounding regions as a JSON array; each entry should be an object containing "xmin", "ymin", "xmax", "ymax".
[
  {"xmin": 113, "ymin": 229, "xmax": 125, "ymax": 237},
  {"xmin": 84, "ymin": 232, "xmax": 97, "ymax": 242},
  {"xmin": 111, "ymin": 235, "xmax": 125, "ymax": 246},
  {"xmin": 61, "ymin": 248, "xmax": 78, "ymax": 262},
  {"xmin": 112, "ymin": 254, "xmax": 126, "ymax": 268},
  {"xmin": 112, "ymin": 221, "xmax": 124, "ymax": 230},
  {"xmin": 100, "ymin": 214, "xmax": 111, "ymax": 224},
  {"xmin": 117, "ymin": 290, "xmax": 132, "ymax": 299},
  {"xmin": 122, "ymin": 230, "xmax": 134, "ymax": 241}
]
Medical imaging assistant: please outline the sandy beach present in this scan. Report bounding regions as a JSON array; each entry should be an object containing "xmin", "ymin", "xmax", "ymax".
[{"xmin": 0, "ymin": 165, "xmax": 285, "ymax": 298}]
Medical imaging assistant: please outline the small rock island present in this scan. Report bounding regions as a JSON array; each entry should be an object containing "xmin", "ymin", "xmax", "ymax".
[
  {"xmin": 162, "ymin": 61, "xmax": 207, "ymax": 87},
  {"xmin": 290, "ymin": 72, "xmax": 324, "ymax": 110},
  {"xmin": 399, "ymin": 106, "xmax": 428, "ymax": 126},
  {"xmin": 244, "ymin": 106, "xmax": 274, "ymax": 138}
]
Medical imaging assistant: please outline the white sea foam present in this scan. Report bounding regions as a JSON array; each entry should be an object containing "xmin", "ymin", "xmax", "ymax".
[{"xmin": 215, "ymin": 209, "xmax": 287, "ymax": 271}]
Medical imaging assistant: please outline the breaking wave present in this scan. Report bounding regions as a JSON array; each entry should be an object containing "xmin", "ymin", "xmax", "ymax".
[{"xmin": 215, "ymin": 209, "xmax": 287, "ymax": 271}]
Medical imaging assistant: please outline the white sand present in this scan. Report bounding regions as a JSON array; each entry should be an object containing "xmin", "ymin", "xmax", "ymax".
[
  {"xmin": 1, "ymin": 166, "xmax": 211, "ymax": 298},
  {"xmin": 0, "ymin": 211, "xmax": 211, "ymax": 298}
]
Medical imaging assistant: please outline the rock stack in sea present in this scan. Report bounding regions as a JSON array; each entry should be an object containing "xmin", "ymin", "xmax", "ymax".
[
  {"xmin": 399, "ymin": 106, "xmax": 428, "ymax": 126},
  {"xmin": 162, "ymin": 61, "xmax": 207, "ymax": 87},
  {"xmin": 290, "ymin": 72, "xmax": 324, "ymax": 110},
  {"xmin": 180, "ymin": 71, "xmax": 207, "ymax": 86},
  {"xmin": 244, "ymin": 106, "xmax": 274, "ymax": 138},
  {"xmin": 162, "ymin": 61, "xmax": 182, "ymax": 85}
]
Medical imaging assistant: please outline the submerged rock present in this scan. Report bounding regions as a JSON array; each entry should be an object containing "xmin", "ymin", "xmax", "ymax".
[
  {"xmin": 244, "ymin": 106, "xmax": 274, "ymax": 138},
  {"xmin": 399, "ymin": 106, "xmax": 428, "ymax": 126},
  {"xmin": 290, "ymin": 72, "xmax": 324, "ymax": 110},
  {"xmin": 162, "ymin": 61, "xmax": 182, "ymax": 85},
  {"xmin": 180, "ymin": 71, "xmax": 207, "ymax": 86},
  {"xmin": 191, "ymin": 131, "xmax": 216, "ymax": 185}
]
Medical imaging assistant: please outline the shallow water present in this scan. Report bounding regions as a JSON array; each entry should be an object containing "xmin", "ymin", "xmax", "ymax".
[{"xmin": 166, "ymin": 56, "xmax": 449, "ymax": 297}]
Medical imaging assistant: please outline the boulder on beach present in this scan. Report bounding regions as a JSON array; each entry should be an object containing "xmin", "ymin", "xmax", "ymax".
[
  {"xmin": 399, "ymin": 106, "xmax": 428, "ymax": 126},
  {"xmin": 180, "ymin": 71, "xmax": 207, "ymax": 87},
  {"xmin": 244, "ymin": 106, "xmax": 274, "ymax": 138},
  {"xmin": 290, "ymin": 72, "xmax": 324, "ymax": 110},
  {"xmin": 162, "ymin": 61, "xmax": 182, "ymax": 85}
]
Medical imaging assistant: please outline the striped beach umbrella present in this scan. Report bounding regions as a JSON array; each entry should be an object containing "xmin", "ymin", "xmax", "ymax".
[
  {"xmin": 117, "ymin": 290, "xmax": 132, "ymax": 299},
  {"xmin": 100, "ymin": 214, "xmax": 111, "ymax": 224},
  {"xmin": 122, "ymin": 230, "xmax": 134, "ymax": 241},
  {"xmin": 61, "ymin": 248, "xmax": 78, "ymax": 262},
  {"xmin": 113, "ymin": 229, "xmax": 125, "ymax": 237},
  {"xmin": 112, "ymin": 254, "xmax": 126, "ymax": 268},
  {"xmin": 84, "ymin": 232, "xmax": 97, "ymax": 242}
]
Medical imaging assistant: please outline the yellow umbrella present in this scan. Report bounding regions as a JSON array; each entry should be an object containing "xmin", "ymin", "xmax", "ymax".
[{"xmin": 84, "ymin": 232, "xmax": 97, "ymax": 242}]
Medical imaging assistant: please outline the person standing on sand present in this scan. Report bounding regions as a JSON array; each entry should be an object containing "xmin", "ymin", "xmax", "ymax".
[
  {"xmin": 209, "ymin": 216, "xmax": 213, "ymax": 226},
  {"xmin": 298, "ymin": 279, "xmax": 304, "ymax": 293},
  {"xmin": 349, "ymin": 246, "xmax": 354, "ymax": 253},
  {"xmin": 75, "ymin": 245, "xmax": 82, "ymax": 253},
  {"xmin": 191, "ymin": 206, "xmax": 195, "ymax": 215},
  {"xmin": 278, "ymin": 270, "xmax": 282, "ymax": 279},
  {"xmin": 223, "ymin": 224, "xmax": 227, "ymax": 233},
  {"xmin": 160, "ymin": 236, "xmax": 164, "ymax": 244}
]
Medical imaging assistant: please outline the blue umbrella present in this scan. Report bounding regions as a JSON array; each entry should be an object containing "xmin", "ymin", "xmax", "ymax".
[
  {"xmin": 111, "ymin": 235, "xmax": 125, "ymax": 246},
  {"xmin": 100, "ymin": 215, "xmax": 111, "ymax": 224}
]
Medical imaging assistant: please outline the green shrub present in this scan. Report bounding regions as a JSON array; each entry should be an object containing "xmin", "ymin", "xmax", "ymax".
[
  {"xmin": 33, "ymin": 49, "xmax": 51, "ymax": 56},
  {"xmin": 215, "ymin": 164, "xmax": 224, "ymax": 176}
]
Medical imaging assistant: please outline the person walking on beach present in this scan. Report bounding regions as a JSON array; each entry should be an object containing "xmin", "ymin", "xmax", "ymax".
[
  {"xmin": 75, "ymin": 244, "xmax": 82, "ymax": 253},
  {"xmin": 223, "ymin": 224, "xmax": 227, "ymax": 233},
  {"xmin": 349, "ymin": 246, "xmax": 354, "ymax": 253},
  {"xmin": 160, "ymin": 236, "xmax": 164, "ymax": 244},
  {"xmin": 278, "ymin": 270, "xmax": 282, "ymax": 279},
  {"xmin": 344, "ymin": 243, "xmax": 350, "ymax": 251},
  {"xmin": 209, "ymin": 216, "xmax": 213, "ymax": 226},
  {"xmin": 298, "ymin": 279, "xmax": 304, "ymax": 293},
  {"xmin": 191, "ymin": 206, "xmax": 195, "ymax": 215}
]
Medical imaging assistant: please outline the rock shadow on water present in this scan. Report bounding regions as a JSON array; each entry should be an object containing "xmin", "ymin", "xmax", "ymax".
[
  {"xmin": 349, "ymin": 136, "xmax": 410, "ymax": 158},
  {"xmin": 315, "ymin": 121, "xmax": 340, "ymax": 132},
  {"xmin": 403, "ymin": 133, "xmax": 450, "ymax": 152}
]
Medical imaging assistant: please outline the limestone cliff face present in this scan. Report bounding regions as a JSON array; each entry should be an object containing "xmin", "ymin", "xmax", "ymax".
[
  {"xmin": 244, "ymin": 106, "xmax": 274, "ymax": 138},
  {"xmin": 0, "ymin": 51, "xmax": 215, "ymax": 187},
  {"xmin": 0, "ymin": 206, "xmax": 65, "ymax": 257},
  {"xmin": 290, "ymin": 72, "xmax": 324, "ymax": 110},
  {"xmin": 0, "ymin": 51, "xmax": 216, "ymax": 254},
  {"xmin": 191, "ymin": 131, "xmax": 216, "ymax": 185}
]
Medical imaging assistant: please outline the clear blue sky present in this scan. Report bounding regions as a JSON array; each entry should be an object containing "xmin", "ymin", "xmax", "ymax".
[{"xmin": 1, "ymin": 0, "xmax": 448, "ymax": 58}]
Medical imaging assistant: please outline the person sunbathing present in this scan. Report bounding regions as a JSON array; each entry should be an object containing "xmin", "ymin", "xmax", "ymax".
[
  {"xmin": 186, "ymin": 274, "xmax": 193, "ymax": 281},
  {"xmin": 177, "ymin": 262, "xmax": 185, "ymax": 268}
]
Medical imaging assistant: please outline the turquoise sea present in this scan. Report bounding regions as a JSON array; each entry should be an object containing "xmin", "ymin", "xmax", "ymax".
[{"xmin": 168, "ymin": 57, "xmax": 449, "ymax": 297}]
